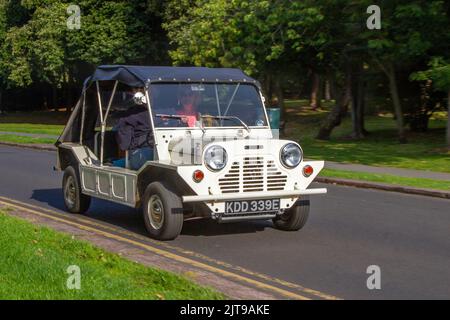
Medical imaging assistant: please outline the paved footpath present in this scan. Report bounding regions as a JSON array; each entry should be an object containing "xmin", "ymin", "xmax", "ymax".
[{"xmin": 2, "ymin": 130, "xmax": 449, "ymax": 181}]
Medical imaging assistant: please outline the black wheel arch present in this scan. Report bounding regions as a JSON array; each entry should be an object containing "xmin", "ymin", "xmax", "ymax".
[
  {"xmin": 136, "ymin": 165, "xmax": 196, "ymax": 208},
  {"xmin": 58, "ymin": 147, "xmax": 80, "ymax": 172}
]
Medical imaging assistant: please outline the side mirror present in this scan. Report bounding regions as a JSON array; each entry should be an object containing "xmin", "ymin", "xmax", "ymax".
[{"xmin": 133, "ymin": 92, "xmax": 147, "ymax": 105}]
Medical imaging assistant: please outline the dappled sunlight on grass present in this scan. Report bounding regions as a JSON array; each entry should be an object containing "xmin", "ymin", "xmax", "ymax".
[{"xmin": 284, "ymin": 100, "xmax": 449, "ymax": 173}]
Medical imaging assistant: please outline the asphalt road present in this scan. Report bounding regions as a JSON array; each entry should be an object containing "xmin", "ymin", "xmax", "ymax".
[{"xmin": 0, "ymin": 145, "xmax": 449, "ymax": 299}]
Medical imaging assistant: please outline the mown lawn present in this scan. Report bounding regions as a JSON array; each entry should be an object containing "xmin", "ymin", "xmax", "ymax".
[
  {"xmin": 321, "ymin": 169, "xmax": 450, "ymax": 191},
  {"xmin": 0, "ymin": 112, "xmax": 64, "ymax": 144},
  {"xmin": 0, "ymin": 111, "xmax": 65, "ymax": 140},
  {"xmin": 0, "ymin": 210, "xmax": 224, "ymax": 300},
  {"xmin": 0, "ymin": 134, "xmax": 56, "ymax": 145},
  {"xmin": 0, "ymin": 123, "xmax": 63, "ymax": 136},
  {"xmin": 284, "ymin": 100, "xmax": 450, "ymax": 173}
]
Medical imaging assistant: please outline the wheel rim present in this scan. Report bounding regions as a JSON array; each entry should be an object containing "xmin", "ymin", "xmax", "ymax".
[
  {"xmin": 64, "ymin": 176, "xmax": 76, "ymax": 208},
  {"xmin": 148, "ymin": 195, "xmax": 164, "ymax": 230}
]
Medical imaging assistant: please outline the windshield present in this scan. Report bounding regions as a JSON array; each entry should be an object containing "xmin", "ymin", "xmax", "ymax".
[{"xmin": 149, "ymin": 83, "xmax": 267, "ymax": 128}]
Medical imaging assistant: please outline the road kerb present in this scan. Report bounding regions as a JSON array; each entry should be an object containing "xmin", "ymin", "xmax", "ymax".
[
  {"xmin": 315, "ymin": 177, "xmax": 450, "ymax": 199},
  {"xmin": 0, "ymin": 141, "xmax": 56, "ymax": 151}
]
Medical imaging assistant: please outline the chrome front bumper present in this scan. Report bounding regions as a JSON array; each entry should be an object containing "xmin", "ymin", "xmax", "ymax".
[{"xmin": 182, "ymin": 188, "xmax": 327, "ymax": 203}]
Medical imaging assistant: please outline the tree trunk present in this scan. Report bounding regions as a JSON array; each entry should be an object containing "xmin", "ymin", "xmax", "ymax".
[
  {"xmin": 274, "ymin": 75, "xmax": 285, "ymax": 117},
  {"xmin": 447, "ymin": 90, "xmax": 450, "ymax": 150},
  {"xmin": 325, "ymin": 79, "xmax": 331, "ymax": 101},
  {"xmin": 310, "ymin": 72, "xmax": 321, "ymax": 110},
  {"xmin": 264, "ymin": 72, "xmax": 274, "ymax": 106},
  {"xmin": 316, "ymin": 67, "xmax": 352, "ymax": 140},
  {"xmin": 359, "ymin": 92, "xmax": 368, "ymax": 136},
  {"xmin": 386, "ymin": 64, "xmax": 407, "ymax": 143},
  {"xmin": 317, "ymin": 76, "xmax": 323, "ymax": 108},
  {"xmin": 0, "ymin": 90, "xmax": 3, "ymax": 114},
  {"xmin": 52, "ymin": 85, "xmax": 58, "ymax": 112},
  {"xmin": 350, "ymin": 64, "xmax": 367, "ymax": 139},
  {"xmin": 328, "ymin": 75, "xmax": 336, "ymax": 101},
  {"xmin": 297, "ymin": 78, "xmax": 305, "ymax": 99},
  {"xmin": 351, "ymin": 83, "xmax": 362, "ymax": 138},
  {"xmin": 66, "ymin": 68, "xmax": 74, "ymax": 114}
]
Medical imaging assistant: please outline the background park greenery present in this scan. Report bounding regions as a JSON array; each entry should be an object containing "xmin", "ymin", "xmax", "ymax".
[{"xmin": 0, "ymin": 0, "xmax": 449, "ymax": 173}]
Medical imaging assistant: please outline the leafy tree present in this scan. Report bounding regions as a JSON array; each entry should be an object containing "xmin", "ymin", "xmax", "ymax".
[
  {"xmin": 411, "ymin": 57, "xmax": 450, "ymax": 149},
  {"xmin": 0, "ymin": 1, "xmax": 7, "ymax": 112},
  {"xmin": 367, "ymin": 0, "xmax": 450, "ymax": 143},
  {"xmin": 2, "ymin": 0, "xmax": 168, "ymax": 110},
  {"xmin": 164, "ymin": 0, "xmax": 294, "ymax": 114},
  {"xmin": 283, "ymin": 0, "xmax": 359, "ymax": 139},
  {"xmin": 317, "ymin": 0, "xmax": 450, "ymax": 142}
]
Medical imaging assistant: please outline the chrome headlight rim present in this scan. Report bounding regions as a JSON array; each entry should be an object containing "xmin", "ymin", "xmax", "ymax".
[
  {"xmin": 204, "ymin": 145, "xmax": 228, "ymax": 171},
  {"xmin": 280, "ymin": 143, "xmax": 303, "ymax": 168}
]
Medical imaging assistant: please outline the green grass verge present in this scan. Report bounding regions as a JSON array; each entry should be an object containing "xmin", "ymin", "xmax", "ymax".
[
  {"xmin": 284, "ymin": 100, "xmax": 450, "ymax": 173},
  {"xmin": 0, "ymin": 210, "xmax": 224, "ymax": 300},
  {"xmin": 0, "ymin": 123, "xmax": 63, "ymax": 136},
  {"xmin": 320, "ymin": 168, "xmax": 450, "ymax": 191},
  {"xmin": 0, "ymin": 134, "xmax": 56, "ymax": 145}
]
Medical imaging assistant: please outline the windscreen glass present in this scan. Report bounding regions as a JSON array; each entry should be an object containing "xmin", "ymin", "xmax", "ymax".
[{"xmin": 149, "ymin": 83, "xmax": 267, "ymax": 128}]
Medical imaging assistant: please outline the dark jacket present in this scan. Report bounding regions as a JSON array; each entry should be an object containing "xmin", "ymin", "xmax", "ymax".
[{"xmin": 116, "ymin": 109, "xmax": 153, "ymax": 151}]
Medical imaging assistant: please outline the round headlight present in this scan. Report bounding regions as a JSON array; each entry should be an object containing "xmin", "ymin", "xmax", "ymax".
[
  {"xmin": 280, "ymin": 143, "xmax": 303, "ymax": 168},
  {"xmin": 204, "ymin": 145, "xmax": 228, "ymax": 171}
]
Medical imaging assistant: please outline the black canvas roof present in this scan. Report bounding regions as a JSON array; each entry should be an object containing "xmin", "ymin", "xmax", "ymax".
[
  {"xmin": 85, "ymin": 65, "xmax": 259, "ymax": 88},
  {"xmin": 58, "ymin": 65, "xmax": 261, "ymax": 145}
]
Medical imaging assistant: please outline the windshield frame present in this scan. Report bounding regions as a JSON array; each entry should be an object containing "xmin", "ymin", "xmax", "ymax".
[{"xmin": 147, "ymin": 82, "xmax": 270, "ymax": 131}]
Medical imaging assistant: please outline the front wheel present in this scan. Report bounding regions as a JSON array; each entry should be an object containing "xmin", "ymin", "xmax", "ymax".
[
  {"xmin": 62, "ymin": 166, "xmax": 91, "ymax": 214},
  {"xmin": 142, "ymin": 182, "xmax": 184, "ymax": 240},
  {"xmin": 273, "ymin": 196, "xmax": 310, "ymax": 231}
]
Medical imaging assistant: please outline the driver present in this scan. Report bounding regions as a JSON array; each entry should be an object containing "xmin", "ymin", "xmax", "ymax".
[{"xmin": 175, "ymin": 85, "xmax": 201, "ymax": 127}]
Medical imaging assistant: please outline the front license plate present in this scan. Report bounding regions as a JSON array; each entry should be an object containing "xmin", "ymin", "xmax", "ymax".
[{"xmin": 224, "ymin": 199, "xmax": 280, "ymax": 215}]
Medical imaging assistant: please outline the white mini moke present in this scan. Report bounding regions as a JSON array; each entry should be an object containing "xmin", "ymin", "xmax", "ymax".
[{"xmin": 55, "ymin": 65, "xmax": 327, "ymax": 240}]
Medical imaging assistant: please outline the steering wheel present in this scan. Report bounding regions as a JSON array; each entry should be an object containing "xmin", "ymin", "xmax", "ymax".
[{"xmin": 155, "ymin": 117, "xmax": 183, "ymax": 127}]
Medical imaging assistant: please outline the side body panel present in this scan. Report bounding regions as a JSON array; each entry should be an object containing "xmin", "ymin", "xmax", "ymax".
[{"xmin": 79, "ymin": 164, "xmax": 137, "ymax": 207}]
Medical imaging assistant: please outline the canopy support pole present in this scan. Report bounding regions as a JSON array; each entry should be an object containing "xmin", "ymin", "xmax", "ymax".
[
  {"xmin": 214, "ymin": 84, "xmax": 221, "ymax": 117},
  {"xmin": 103, "ymin": 80, "xmax": 118, "ymax": 122},
  {"xmin": 95, "ymin": 81, "xmax": 104, "ymax": 165},
  {"xmin": 79, "ymin": 89, "xmax": 86, "ymax": 144},
  {"xmin": 145, "ymin": 84, "xmax": 158, "ymax": 160},
  {"xmin": 223, "ymin": 83, "xmax": 240, "ymax": 117},
  {"xmin": 96, "ymin": 81, "xmax": 103, "ymax": 124},
  {"xmin": 99, "ymin": 80, "xmax": 118, "ymax": 166}
]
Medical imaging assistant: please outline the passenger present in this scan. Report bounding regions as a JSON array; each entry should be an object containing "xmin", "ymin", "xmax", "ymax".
[
  {"xmin": 176, "ymin": 86, "xmax": 201, "ymax": 127},
  {"xmin": 112, "ymin": 88, "xmax": 154, "ymax": 170}
]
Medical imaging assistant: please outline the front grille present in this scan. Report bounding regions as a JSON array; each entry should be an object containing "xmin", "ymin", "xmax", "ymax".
[{"xmin": 218, "ymin": 156, "xmax": 287, "ymax": 193}]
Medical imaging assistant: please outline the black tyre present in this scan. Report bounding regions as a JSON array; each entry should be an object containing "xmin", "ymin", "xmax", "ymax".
[
  {"xmin": 273, "ymin": 196, "xmax": 310, "ymax": 231},
  {"xmin": 62, "ymin": 166, "xmax": 91, "ymax": 214},
  {"xmin": 142, "ymin": 182, "xmax": 184, "ymax": 240}
]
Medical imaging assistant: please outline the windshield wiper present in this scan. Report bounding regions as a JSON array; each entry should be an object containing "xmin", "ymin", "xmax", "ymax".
[{"xmin": 201, "ymin": 115, "xmax": 250, "ymax": 132}]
